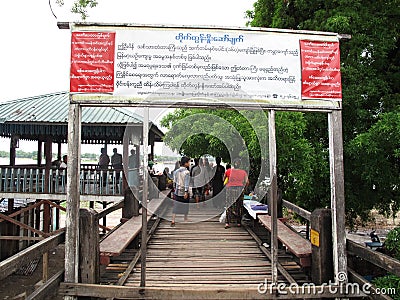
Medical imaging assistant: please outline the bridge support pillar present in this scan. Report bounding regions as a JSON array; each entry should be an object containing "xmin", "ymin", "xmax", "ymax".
[
  {"xmin": 79, "ymin": 208, "xmax": 99, "ymax": 284},
  {"xmin": 123, "ymin": 187, "xmax": 140, "ymax": 218}
]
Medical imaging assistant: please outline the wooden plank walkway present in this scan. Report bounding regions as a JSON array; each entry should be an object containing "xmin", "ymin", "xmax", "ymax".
[{"xmin": 120, "ymin": 206, "xmax": 309, "ymax": 288}]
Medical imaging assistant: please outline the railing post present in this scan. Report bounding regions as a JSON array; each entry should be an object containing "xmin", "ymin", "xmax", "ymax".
[
  {"xmin": 123, "ymin": 188, "xmax": 140, "ymax": 219},
  {"xmin": 311, "ymin": 208, "xmax": 333, "ymax": 284},
  {"xmin": 79, "ymin": 208, "xmax": 99, "ymax": 284}
]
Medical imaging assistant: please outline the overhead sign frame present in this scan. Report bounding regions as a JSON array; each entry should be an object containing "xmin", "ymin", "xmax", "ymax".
[{"xmin": 62, "ymin": 22, "xmax": 347, "ymax": 293}]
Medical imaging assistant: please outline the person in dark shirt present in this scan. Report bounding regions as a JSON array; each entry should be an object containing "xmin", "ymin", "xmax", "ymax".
[{"xmin": 211, "ymin": 157, "xmax": 225, "ymax": 208}]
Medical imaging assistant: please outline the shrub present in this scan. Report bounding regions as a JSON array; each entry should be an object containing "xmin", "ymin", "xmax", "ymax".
[
  {"xmin": 372, "ymin": 274, "xmax": 400, "ymax": 299},
  {"xmin": 384, "ymin": 227, "xmax": 400, "ymax": 260}
]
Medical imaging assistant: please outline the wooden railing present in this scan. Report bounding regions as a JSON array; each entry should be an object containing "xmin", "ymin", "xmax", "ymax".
[
  {"xmin": 0, "ymin": 165, "xmax": 130, "ymax": 196},
  {"xmin": 282, "ymin": 200, "xmax": 399, "ymax": 300},
  {"xmin": 0, "ymin": 197, "xmax": 132, "ymax": 298}
]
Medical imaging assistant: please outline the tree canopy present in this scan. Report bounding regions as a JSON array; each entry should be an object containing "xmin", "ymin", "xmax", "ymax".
[
  {"xmin": 246, "ymin": 0, "xmax": 400, "ymax": 222},
  {"xmin": 54, "ymin": 0, "xmax": 98, "ymax": 20}
]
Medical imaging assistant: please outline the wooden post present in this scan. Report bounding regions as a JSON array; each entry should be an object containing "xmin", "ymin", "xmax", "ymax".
[
  {"xmin": 141, "ymin": 107, "xmax": 149, "ymax": 287},
  {"xmin": 268, "ymin": 110, "xmax": 278, "ymax": 284},
  {"xmin": 311, "ymin": 208, "xmax": 333, "ymax": 284},
  {"xmin": 44, "ymin": 138, "xmax": 52, "ymax": 193},
  {"xmin": 123, "ymin": 188, "xmax": 139, "ymax": 219},
  {"xmin": 43, "ymin": 200, "xmax": 51, "ymax": 283},
  {"xmin": 65, "ymin": 102, "xmax": 82, "ymax": 300},
  {"xmin": 43, "ymin": 201, "xmax": 51, "ymax": 234},
  {"xmin": 35, "ymin": 200, "xmax": 41, "ymax": 237},
  {"xmin": 22, "ymin": 210, "xmax": 28, "ymax": 249},
  {"xmin": 58, "ymin": 142, "xmax": 62, "ymax": 160},
  {"xmin": 102, "ymin": 201, "xmax": 107, "ymax": 233},
  {"xmin": 37, "ymin": 140, "xmax": 43, "ymax": 167},
  {"xmin": 30, "ymin": 203, "xmax": 35, "ymax": 243},
  {"xmin": 79, "ymin": 208, "xmax": 99, "ymax": 284},
  {"xmin": 10, "ymin": 134, "xmax": 18, "ymax": 167},
  {"xmin": 43, "ymin": 251, "xmax": 49, "ymax": 283},
  {"xmin": 55, "ymin": 201, "xmax": 60, "ymax": 230},
  {"xmin": 122, "ymin": 133, "xmax": 129, "ymax": 192},
  {"xmin": 328, "ymin": 110, "xmax": 347, "ymax": 281}
]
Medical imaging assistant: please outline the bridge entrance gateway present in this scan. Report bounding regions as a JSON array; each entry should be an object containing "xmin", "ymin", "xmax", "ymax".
[{"xmin": 61, "ymin": 22, "xmax": 346, "ymax": 299}]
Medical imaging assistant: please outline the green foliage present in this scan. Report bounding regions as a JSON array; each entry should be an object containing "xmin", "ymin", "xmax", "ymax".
[
  {"xmin": 384, "ymin": 227, "xmax": 400, "ymax": 260},
  {"xmin": 347, "ymin": 111, "xmax": 400, "ymax": 219},
  {"xmin": 276, "ymin": 112, "xmax": 330, "ymax": 210},
  {"xmin": 161, "ymin": 109, "xmax": 330, "ymax": 210},
  {"xmin": 372, "ymin": 274, "xmax": 400, "ymax": 300},
  {"xmin": 56, "ymin": 0, "xmax": 98, "ymax": 20},
  {"xmin": 247, "ymin": 0, "xmax": 400, "ymax": 221}
]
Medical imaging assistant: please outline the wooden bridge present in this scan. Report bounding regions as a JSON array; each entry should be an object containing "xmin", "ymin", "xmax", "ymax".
[
  {"xmin": 61, "ymin": 203, "xmax": 317, "ymax": 299},
  {"xmin": 116, "ymin": 208, "xmax": 309, "ymax": 288}
]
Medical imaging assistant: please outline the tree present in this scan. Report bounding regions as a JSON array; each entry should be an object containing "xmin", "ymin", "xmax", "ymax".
[
  {"xmin": 161, "ymin": 108, "xmax": 331, "ymax": 210},
  {"xmin": 246, "ymin": 0, "xmax": 400, "ymax": 220},
  {"xmin": 51, "ymin": 0, "xmax": 98, "ymax": 20}
]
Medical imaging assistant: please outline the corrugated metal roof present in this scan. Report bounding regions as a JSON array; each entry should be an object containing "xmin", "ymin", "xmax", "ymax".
[{"xmin": 0, "ymin": 91, "xmax": 143, "ymax": 125}]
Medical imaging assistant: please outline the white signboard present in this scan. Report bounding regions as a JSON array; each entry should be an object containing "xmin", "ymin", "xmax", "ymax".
[{"xmin": 70, "ymin": 25, "xmax": 341, "ymax": 107}]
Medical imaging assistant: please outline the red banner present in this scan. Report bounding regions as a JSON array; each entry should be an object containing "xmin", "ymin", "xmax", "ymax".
[
  {"xmin": 300, "ymin": 40, "xmax": 342, "ymax": 99},
  {"xmin": 70, "ymin": 32, "xmax": 116, "ymax": 93}
]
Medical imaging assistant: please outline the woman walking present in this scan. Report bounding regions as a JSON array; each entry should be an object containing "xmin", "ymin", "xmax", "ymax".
[{"xmin": 223, "ymin": 158, "xmax": 248, "ymax": 229}]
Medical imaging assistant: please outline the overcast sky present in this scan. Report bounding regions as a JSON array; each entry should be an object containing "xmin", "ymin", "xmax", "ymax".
[
  {"xmin": 0, "ymin": 0, "xmax": 254, "ymax": 102},
  {"xmin": 0, "ymin": 0, "xmax": 254, "ymax": 155}
]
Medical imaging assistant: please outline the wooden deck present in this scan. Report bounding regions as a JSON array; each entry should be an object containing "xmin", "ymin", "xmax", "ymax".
[{"xmin": 103, "ymin": 205, "xmax": 310, "ymax": 288}]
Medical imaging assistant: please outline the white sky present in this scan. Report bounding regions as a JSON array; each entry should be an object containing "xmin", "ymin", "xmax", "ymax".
[
  {"xmin": 0, "ymin": 0, "xmax": 254, "ymax": 102},
  {"xmin": 0, "ymin": 0, "xmax": 254, "ymax": 155}
]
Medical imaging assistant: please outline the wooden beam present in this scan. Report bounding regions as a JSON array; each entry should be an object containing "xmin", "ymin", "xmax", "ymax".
[
  {"xmin": 42, "ymin": 251, "xmax": 49, "ymax": 282},
  {"xmin": 65, "ymin": 102, "xmax": 82, "ymax": 298},
  {"xmin": 141, "ymin": 107, "xmax": 149, "ymax": 287},
  {"xmin": 43, "ymin": 199, "xmax": 66, "ymax": 212},
  {"xmin": 328, "ymin": 110, "xmax": 347, "ymax": 280},
  {"xmin": 37, "ymin": 140, "xmax": 42, "ymax": 166},
  {"xmin": 0, "ymin": 192, "xmax": 122, "ymax": 202},
  {"xmin": 44, "ymin": 138, "xmax": 52, "ymax": 193},
  {"xmin": 10, "ymin": 134, "xmax": 17, "ymax": 166},
  {"xmin": 27, "ymin": 269, "xmax": 64, "ymax": 300},
  {"xmin": 59, "ymin": 283, "xmax": 365, "ymax": 299},
  {"xmin": 0, "ymin": 236, "xmax": 44, "ymax": 241},
  {"xmin": 347, "ymin": 240, "xmax": 400, "ymax": 277},
  {"xmin": 348, "ymin": 268, "xmax": 392, "ymax": 300},
  {"xmin": 122, "ymin": 133, "xmax": 129, "ymax": 191},
  {"xmin": 0, "ymin": 212, "xmax": 47, "ymax": 237},
  {"xmin": 0, "ymin": 232, "xmax": 64, "ymax": 280},
  {"xmin": 71, "ymin": 96, "xmax": 340, "ymax": 112},
  {"xmin": 96, "ymin": 199, "xmax": 124, "ymax": 220},
  {"xmin": 0, "ymin": 200, "xmax": 44, "ymax": 224},
  {"xmin": 268, "ymin": 109, "xmax": 278, "ymax": 284},
  {"xmin": 282, "ymin": 200, "xmax": 311, "ymax": 221}
]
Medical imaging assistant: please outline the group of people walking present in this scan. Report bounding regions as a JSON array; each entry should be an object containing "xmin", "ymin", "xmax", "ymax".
[
  {"xmin": 94, "ymin": 149, "xmax": 249, "ymax": 229},
  {"xmin": 171, "ymin": 156, "xmax": 249, "ymax": 229}
]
